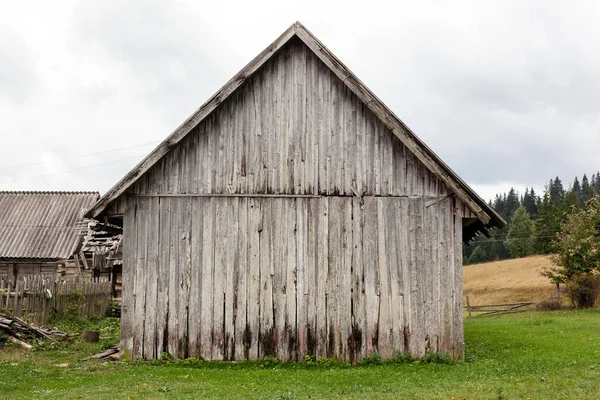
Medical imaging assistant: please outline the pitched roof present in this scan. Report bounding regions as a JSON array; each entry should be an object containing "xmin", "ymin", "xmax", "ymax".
[
  {"xmin": 0, "ymin": 191, "xmax": 99, "ymax": 260},
  {"xmin": 85, "ymin": 22, "xmax": 505, "ymax": 235}
]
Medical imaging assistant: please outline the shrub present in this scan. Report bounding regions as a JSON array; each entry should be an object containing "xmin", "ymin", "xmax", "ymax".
[
  {"xmin": 385, "ymin": 351, "xmax": 413, "ymax": 364},
  {"xmin": 358, "ymin": 352, "xmax": 381, "ymax": 366},
  {"xmin": 566, "ymin": 274, "xmax": 600, "ymax": 308},
  {"xmin": 535, "ymin": 298, "xmax": 563, "ymax": 311},
  {"xmin": 420, "ymin": 351, "xmax": 454, "ymax": 365}
]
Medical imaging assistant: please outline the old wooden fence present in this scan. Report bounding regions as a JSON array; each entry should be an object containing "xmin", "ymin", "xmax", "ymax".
[
  {"xmin": 465, "ymin": 296, "xmax": 535, "ymax": 317},
  {"xmin": 0, "ymin": 275, "xmax": 112, "ymax": 326}
]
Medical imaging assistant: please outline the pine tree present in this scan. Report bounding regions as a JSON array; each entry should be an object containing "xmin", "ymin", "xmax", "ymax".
[
  {"xmin": 504, "ymin": 206, "xmax": 534, "ymax": 258},
  {"xmin": 522, "ymin": 187, "xmax": 539, "ymax": 218},
  {"xmin": 467, "ymin": 245, "xmax": 487, "ymax": 265},
  {"xmin": 581, "ymin": 174, "xmax": 591, "ymax": 202},
  {"xmin": 572, "ymin": 177, "xmax": 582, "ymax": 206},
  {"xmin": 550, "ymin": 177, "xmax": 565, "ymax": 200}
]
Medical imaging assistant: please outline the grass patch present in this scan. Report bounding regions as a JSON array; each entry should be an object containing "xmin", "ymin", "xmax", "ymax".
[{"xmin": 1, "ymin": 311, "xmax": 600, "ymax": 399}]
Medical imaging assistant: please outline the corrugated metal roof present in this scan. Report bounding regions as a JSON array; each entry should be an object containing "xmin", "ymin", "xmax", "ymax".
[{"xmin": 0, "ymin": 191, "xmax": 99, "ymax": 260}]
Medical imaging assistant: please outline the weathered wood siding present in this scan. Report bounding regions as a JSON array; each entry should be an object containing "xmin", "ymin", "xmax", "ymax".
[
  {"xmin": 127, "ymin": 37, "xmax": 450, "ymax": 199},
  {"xmin": 116, "ymin": 38, "xmax": 469, "ymax": 362},
  {"xmin": 122, "ymin": 196, "xmax": 464, "ymax": 361}
]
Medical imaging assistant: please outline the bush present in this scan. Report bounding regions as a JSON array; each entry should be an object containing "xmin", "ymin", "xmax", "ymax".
[
  {"xmin": 535, "ymin": 298, "xmax": 563, "ymax": 311},
  {"xmin": 358, "ymin": 352, "xmax": 381, "ymax": 366},
  {"xmin": 566, "ymin": 274, "xmax": 600, "ymax": 308},
  {"xmin": 420, "ymin": 351, "xmax": 454, "ymax": 365},
  {"xmin": 385, "ymin": 351, "xmax": 413, "ymax": 364}
]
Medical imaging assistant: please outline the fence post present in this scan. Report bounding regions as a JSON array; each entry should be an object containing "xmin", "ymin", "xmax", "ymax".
[{"xmin": 466, "ymin": 296, "xmax": 472, "ymax": 318}]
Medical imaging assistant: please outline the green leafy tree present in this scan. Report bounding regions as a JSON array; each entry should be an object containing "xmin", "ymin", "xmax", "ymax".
[
  {"xmin": 504, "ymin": 206, "xmax": 534, "ymax": 258},
  {"xmin": 542, "ymin": 197, "xmax": 600, "ymax": 308}
]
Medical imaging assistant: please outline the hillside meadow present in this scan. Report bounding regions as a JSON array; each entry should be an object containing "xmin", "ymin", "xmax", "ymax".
[
  {"xmin": 1, "ymin": 309, "xmax": 600, "ymax": 399},
  {"xmin": 463, "ymin": 255, "xmax": 558, "ymax": 305}
]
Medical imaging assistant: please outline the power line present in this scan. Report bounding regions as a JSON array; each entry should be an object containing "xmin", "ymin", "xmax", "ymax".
[
  {"xmin": 469, "ymin": 235, "xmax": 560, "ymax": 244},
  {"xmin": 0, "ymin": 154, "xmax": 146, "ymax": 185},
  {"xmin": 0, "ymin": 141, "xmax": 159, "ymax": 171}
]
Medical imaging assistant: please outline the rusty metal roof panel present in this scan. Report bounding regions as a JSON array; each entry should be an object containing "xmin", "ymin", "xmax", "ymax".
[{"xmin": 0, "ymin": 191, "xmax": 99, "ymax": 260}]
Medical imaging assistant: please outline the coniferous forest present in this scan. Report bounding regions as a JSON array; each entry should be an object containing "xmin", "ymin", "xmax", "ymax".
[{"xmin": 463, "ymin": 172, "xmax": 600, "ymax": 265}]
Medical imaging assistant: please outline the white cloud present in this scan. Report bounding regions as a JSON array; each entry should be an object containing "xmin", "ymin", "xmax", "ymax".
[{"xmin": 1, "ymin": 0, "xmax": 599, "ymax": 197}]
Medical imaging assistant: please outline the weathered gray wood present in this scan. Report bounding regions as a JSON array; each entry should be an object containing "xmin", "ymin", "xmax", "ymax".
[
  {"xmin": 247, "ymin": 198, "xmax": 261, "ymax": 359},
  {"xmin": 376, "ymin": 198, "xmax": 392, "ymax": 359},
  {"xmin": 362, "ymin": 197, "xmax": 379, "ymax": 356},
  {"xmin": 212, "ymin": 198, "xmax": 227, "ymax": 360},
  {"xmin": 315, "ymin": 198, "xmax": 328, "ymax": 358},
  {"xmin": 259, "ymin": 200, "xmax": 274, "ymax": 357},
  {"xmin": 132, "ymin": 197, "xmax": 147, "ymax": 359},
  {"xmin": 106, "ymin": 26, "xmax": 488, "ymax": 362},
  {"xmin": 350, "ymin": 197, "xmax": 366, "ymax": 363},
  {"xmin": 143, "ymin": 196, "xmax": 159, "ymax": 359},
  {"xmin": 187, "ymin": 198, "xmax": 204, "ymax": 358},
  {"xmin": 453, "ymin": 200, "xmax": 465, "ymax": 360},
  {"xmin": 200, "ymin": 198, "xmax": 215, "ymax": 360},
  {"xmin": 167, "ymin": 198, "xmax": 180, "ymax": 357},
  {"xmin": 121, "ymin": 201, "xmax": 135, "ymax": 357}
]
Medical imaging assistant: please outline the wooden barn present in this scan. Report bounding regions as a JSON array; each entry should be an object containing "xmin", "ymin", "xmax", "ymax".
[
  {"xmin": 0, "ymin": 191, "xmax": 99, "ymax": 283},
  {"xmin": 86, "ymin": 22, "xmax": 505, "ymax": 362}
]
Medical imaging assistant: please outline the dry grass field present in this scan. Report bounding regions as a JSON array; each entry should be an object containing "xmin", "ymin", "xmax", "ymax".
[{"xmin": 463, "ymin": 255, "xmax": 558, "ymax": 305}]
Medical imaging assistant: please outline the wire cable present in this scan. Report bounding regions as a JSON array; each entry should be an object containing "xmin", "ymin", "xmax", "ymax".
[
  {"xmin": 0, "ymin": 141, "xmax": 159, "ymax": 171},
  {"xmin": 0, "ymin": 154, "xmax": 146, "ymax": 185}
]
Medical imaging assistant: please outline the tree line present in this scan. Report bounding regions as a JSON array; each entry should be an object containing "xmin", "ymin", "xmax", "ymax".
[{"xmin": 463, "ymin": 172, "xmax": 600, "ymax": 265}]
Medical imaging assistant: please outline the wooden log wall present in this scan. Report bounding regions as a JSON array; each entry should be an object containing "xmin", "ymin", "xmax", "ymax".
[{"xmin": 123, "ymin": 195, "xmax": 464, "ymax": 362}]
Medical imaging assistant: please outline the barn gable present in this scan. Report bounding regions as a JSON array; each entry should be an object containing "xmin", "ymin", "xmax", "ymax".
[{"xmin": 86, "ymin": 22, "xmax": 504, "ymax": 239}]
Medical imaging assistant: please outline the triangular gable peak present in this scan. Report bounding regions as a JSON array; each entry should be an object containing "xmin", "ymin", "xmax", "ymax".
[{"xmin": 86, "ymin": 22, "xmax": 504, "ymax": 236}]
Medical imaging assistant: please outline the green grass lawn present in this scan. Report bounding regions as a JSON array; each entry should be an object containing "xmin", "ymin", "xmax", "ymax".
[{"xmin": 1, "ymin": 310, "xmax": 600, "ymax": 399}]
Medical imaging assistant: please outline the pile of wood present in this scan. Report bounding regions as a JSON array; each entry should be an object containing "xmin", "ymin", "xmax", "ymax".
[
  {"xmin": 83, "ymin": 344, "xmax": 121, "ymax": 361},
  {"xmin": 0, "ymin": 313, "xmax": 68, "ymax": 349}
]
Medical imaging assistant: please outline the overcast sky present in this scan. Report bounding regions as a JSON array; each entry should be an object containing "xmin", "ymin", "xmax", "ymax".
[{"xmin": 1, "ymin": 1, "xmax": 599, "ymax": 202}]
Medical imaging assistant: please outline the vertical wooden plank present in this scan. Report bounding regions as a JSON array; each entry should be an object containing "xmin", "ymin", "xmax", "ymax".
[
  {"xmin": 132, "ymin": 197, "xmax": 147, "ymax": 359},
  {"xmin": 272, "ymin": 199, "xmax": 287, "ymax": 360},
  {"xmin": 315, "ymin": 197, "xmax": 328, "ymax": 358},
  {"xmin": 376, "ymin": 198, "xmax": 392, "ymax": 359},
  {"xmin": 399, "ymin": 197, "xmax": 411, "ymax": 355},
  {"xmin": 362, "ymin": 197, "xmax": 379, "ymax": 356},
  {"xmin": 200, "ymin": 198, "xmax": 215, "ymax": 360},
  {"xmin": 234, "ymin": 198, "xmax": 248, "ymax": 360},
  {"xmin": 326, "ymin": 197, "xmax": 341, "ymax": 359},
  {"xmin": 388, "ymin": 198, "xmax": 404, "ymax": 355},
  {"xmin": 156, "ymin": 197, "xmax": 171, "ymax": 357},
  {"xmin": 188, "ymin": 197, "xmax": 204, "ymax": 358},
  {"xmin": 212, "ymin": 198, "xmax": 227, "ymax": 360},
  {"xmin": 223, "ymin": 198, "xmax": 237, "ymax": 360},
  {"xmin": 438, "ymin": 197, "xmax": 452, "ymax": 354},
  {"xmin": 143, "ymin": 196, "xmax": 159, "ymax": 360},
  {"xmin": 167, "ymin": 198, "xmax": 180, "ymax": 357},
  {"xmin": 179, "ymin": 197, "xmax": 193, "ymax": 358},
  {"xmin": 284, "ymin": 199, "xmax": 297, "ymax": 361},
  {"xmin": 453, "ymin": 200, "xmax": 465, "ymax": 360},
  {"xmin": 408, "ymin": 197, "xmax": 426, "ymax": 358},
  {"xmin": 247, "ymin": 198, "xmax": 261, "ymax": 359},
  {"xmin": 259, "ymin": 200, "xmax": 275, "ymax": 357},
  {"xmin": 423, "ymin": 198, "xmax": 438, "ymax": 353},
  {"xmin": 339, "ymin": 197, "xmax": 353, "ymax": 362},
  {"xmin": 296, "ymin": 198, "xmax": 308, "ymax": 361}
]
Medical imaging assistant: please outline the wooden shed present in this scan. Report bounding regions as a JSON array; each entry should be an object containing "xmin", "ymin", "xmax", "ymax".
[
  {"xmin": 0, "ymin": 191, "xmax": 99, "ymax": 283},
  {"xmin": 86, "ymin": 22, "xmax": 505, "ymax": 362}
]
